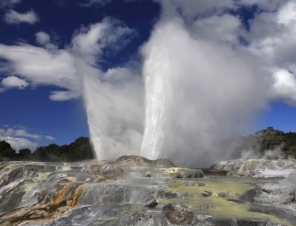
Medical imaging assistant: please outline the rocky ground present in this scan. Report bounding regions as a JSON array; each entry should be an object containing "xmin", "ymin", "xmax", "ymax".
[{"xmin": 0, "ymin": 156, "xmax": 295, "ymax": 225}]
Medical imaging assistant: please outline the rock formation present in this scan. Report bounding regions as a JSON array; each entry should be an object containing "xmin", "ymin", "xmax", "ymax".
[{"xmin": 0, "ymin": 155, "xmax": 295, "ymax": 225}]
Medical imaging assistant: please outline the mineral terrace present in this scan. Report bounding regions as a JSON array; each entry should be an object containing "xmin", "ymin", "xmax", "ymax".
[{"xmin": 0, "ymin": 155, "xmax": 295, "ymax": 225}]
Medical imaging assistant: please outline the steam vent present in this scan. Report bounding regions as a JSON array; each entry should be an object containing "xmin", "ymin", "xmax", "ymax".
[{"xmin": 0, "ymin": 156, "xmax": 296, "ymax": 225}]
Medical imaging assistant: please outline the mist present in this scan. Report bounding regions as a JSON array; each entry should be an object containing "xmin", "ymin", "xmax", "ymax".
[
  {"xmin": 141, "ymin": 15, "xmax": 268, "ymax": 167},
  {"xmin": 80, "ymin": 60, "xmax": 144, "ymax": 160}
]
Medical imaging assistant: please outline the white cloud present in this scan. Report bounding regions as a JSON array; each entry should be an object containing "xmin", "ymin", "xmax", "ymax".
[
  {"xmin": 0, "ymin": 44, "xmax": 80, "ymax": 100},
  {"xmin": 159, "ymin": 0, "xmax": 234, "ymax": 21},
  {"xmin": 0, "ymin": 0, "xmax": 21, "ymax": 8},
  {"xmin": 45, "ymin": 136, "xmax": 55, "ymax": 141},
  {"xmin": 0, "ymin": 127, "xmax": 55, "ymax": 151},
  {"xmin": 0, "ymin": 128, "xmax": 41, "ymax": 140},
  {"xmin": 2, "ymin": 76, "xmax": 28, "ymax": 89},
  {"xmin": 270, "ymin": 69, "xmax": 296, "ymax": 106},
  {"xmin": 244, "ymin": 0, "xmax": 296, "ymax": 106},
  {"xmin": 49, "ymin": 90, "xmax": 80, "ymax": 101},
  {"xmin": 239, "ymin": 0, "xmax": 286, "ymax": 11},
  {"xmin": 35, "ymin": 32, "xmax": 50, "ymax": 45},
  {"xmin": 71, "ymin": 18, "xmax": 135, "ymax": 64},
  {"xmin": 4, "ymin": 9, "xmax": 39, "ymax": 24},
  {"xmin": 0, "ymin": 136, "xmax": 38, "ymax": 151},
  {"xmin": 35, "ymin": 31, "xmax": 57, "ymax": 50},
  {"xmin": 0, "ymin": 18, "xmax": 135, "ymax": 102},
  {"xmin": 278, "ymin": 1, "xmax": 296, "ymax": 25}
]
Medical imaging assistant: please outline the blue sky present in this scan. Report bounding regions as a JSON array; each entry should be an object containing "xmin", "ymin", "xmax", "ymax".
[
  {"xmin": 0, "ymin": 0, "xmax": 160, "ymax": 150},
  {"xmin": 0, "ymin": 0, "xmax": 296, "ymax": 163}
]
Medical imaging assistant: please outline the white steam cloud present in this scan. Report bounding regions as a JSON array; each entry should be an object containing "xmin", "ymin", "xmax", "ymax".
[{"xmin": 141, "ymin": 16, "xmax": 268, "ymax": 166}]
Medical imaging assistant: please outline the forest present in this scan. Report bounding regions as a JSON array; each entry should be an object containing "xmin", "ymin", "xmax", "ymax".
[{"xmin": 0, "ymin": 137, "xmax": 94, "ymax": 162}]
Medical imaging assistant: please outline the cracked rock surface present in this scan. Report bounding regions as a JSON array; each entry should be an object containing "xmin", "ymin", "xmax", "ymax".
[{"xmin": 0, "ymin": 156, "xmax": 295, "ymax": 225}]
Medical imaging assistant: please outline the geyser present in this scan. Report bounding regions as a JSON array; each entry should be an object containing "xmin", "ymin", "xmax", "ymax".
[
  {"xmin": 81, "ymin": 62, "xmax": 144, "ymax": 161},
  {"xmin": 79, "ymin": 8, "xmax": 269, "ymax": 167},
  {"xmin": 139, "ymin": 17, "xmax": 267, "ymax": 166}
]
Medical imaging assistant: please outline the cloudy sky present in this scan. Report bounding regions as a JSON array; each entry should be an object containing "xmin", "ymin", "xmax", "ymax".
[{"xmin": 0, "ymin": 0, "xmax": 296, "ymax": 165}]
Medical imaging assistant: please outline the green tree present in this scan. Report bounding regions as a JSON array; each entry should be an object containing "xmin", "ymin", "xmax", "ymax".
[
  {"xmin": 19, "ymin": 148, "xmax": 32, "ymax": 159},
  {"xmin": 0, "ymin": 140, "xmax": 16, "ymax": 161}
]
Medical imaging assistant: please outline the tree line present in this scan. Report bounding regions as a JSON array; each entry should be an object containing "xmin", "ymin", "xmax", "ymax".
[{"xmin": 0, "ymin": 137, "xmax": 95, "ymax": 162}]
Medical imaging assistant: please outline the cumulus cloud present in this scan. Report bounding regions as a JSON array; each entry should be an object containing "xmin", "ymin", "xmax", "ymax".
[
  {"xmin": 270, "ymin": 69, "xmax": 296, "ymax": 106},
  {"xmin": 0, "ymin": 44, "xmax": 79, "ymax": 100},
  {"xmin": 71, "ymin": 18, "xmax": 135, "ymax": 64},
  {"xmin": 0, "ymin": 128, "xmax": 40, "ymax": 140},
  {"xmin": 1, "ymin": 136, "xmax": 38, "ymax": 151},
  {"xmin": 35, "ymin": 32, "xmax": 58, "ymax": 50},
  {"xmin": 0, "ymin": 127, "xmax": 55, "ymax": 151},
  {"xmin": 4, "ymin": 9, "xmax": 39, "ymax": 24},
  {"xmin": 243, "ymin": 0, "xmax": 296, "ymax": 106},
  {"xmin": 0, "ymin": 18, "xmax": 136, "ymax": 102},
  {"xmin": 2, "ymin": 76, "xmax": 28, "ymax": 89}
]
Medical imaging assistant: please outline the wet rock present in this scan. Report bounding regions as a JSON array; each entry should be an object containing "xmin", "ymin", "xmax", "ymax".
[
  {"xmin": 166, "ymin": 168, "xmax": 204, "ymax": 178},
  {"xmin": 200, "ymin": 191, "xmax": 212, "ymax": 197},
  {"xmin": 239, "ymin": 189, "xmax": 257, "ymax": 203},
  {"xmin": 116, "ymin": 155, "xmax": 153, "ymax": 166},
  {"xmin": 145, "ymin": 198, "xmax": 158, "ymax": 208},
  {"xmin": 162, "ymin": 203, "xmax": 198, "ymax": 225},
  {"xmin": 184, "ymin": 180, "xmax": 197, "ymax": 186},
  {"xmin": 0, "ymin": 157, "xmax": 293, "ymax": 226},
  {"xmin": 115, "ymin": 211, "xmax": 169, "ymax": 226},
  {"xmin": 211, "ymin": 159, "xmax": 296, "ymax": 178},
  {"xmin": 208, "ymin": 218, "xmax": 276, "ymax": 226},
  {"xmin": 153, "ymin": 158, "xmax": 176, "ymax": 168},
  {"xmin": 254, "ymin": 170, "xmax": 296, "ymax": 213},
  {"xmin": 116, "ymin": 155, "xmax": 176, "ymax": 168},
  {"xmin": 82, "ymin": 165, "xmax": 124, "ymax": 178}
]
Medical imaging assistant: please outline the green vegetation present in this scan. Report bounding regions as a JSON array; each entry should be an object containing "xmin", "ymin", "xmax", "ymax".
[
  {"xmin": 231, "ymin": 127, "xmax": 296, "ymax": 159},
  {"xmin": 0, "ymin": 137, "xmax": 95, "ymax": 162}
]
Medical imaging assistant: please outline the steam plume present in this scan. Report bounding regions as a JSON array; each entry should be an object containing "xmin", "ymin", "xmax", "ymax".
[{"xmin": 141, "ymin": 15, "xmax": 268, "ymax": 167}]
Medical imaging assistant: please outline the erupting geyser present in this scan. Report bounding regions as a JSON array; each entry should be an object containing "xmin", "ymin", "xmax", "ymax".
[
  {"xmin": 141, "ymin": 47, "xmax": 167, "ymax": 159},
  {"xmin": 67, "ymin": 2, "xmax": 274, "ymax": 167},
  {"xmin": 81, "ymin": 16, "xmax": 268, "ymax": 167}
]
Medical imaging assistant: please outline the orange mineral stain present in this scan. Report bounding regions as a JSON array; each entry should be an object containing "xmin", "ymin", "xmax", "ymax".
[
  {"xmin": 53, "ymin": 185, "xmax": 69, "ymax": 204},
  {"xmin": 71, "ymin": 189, "xmax": 83, "ymax": 207}
]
